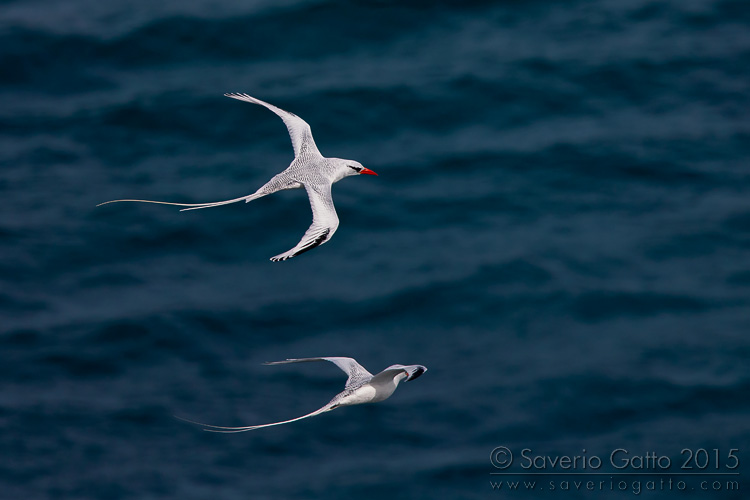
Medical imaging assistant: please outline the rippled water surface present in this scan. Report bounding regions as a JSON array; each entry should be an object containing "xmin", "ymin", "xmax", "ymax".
[{"xmin": 1, "ymin": 0, "xmax": 749, "ymax": 498}]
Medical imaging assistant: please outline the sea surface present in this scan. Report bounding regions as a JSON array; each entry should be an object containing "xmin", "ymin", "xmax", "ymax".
[{"xmin": 1, "ymin": 0, "xmax": 749, "ymax": 498}]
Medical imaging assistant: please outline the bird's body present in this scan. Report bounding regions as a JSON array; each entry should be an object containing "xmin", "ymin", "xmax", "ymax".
[
  {"xmin": 178, "ymin": 357, "xmax": 427, "ymax": 433},
  {"xmin": 99, "ymin": 93, "xmax": 377, "ymax": 261}
]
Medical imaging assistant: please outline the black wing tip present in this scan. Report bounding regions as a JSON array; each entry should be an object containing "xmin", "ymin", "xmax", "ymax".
[
  {"xmin": 263, "ymin": 358, "xmax": 298, "ymax": 365},
  {"xmin": 269, "ymin": 228, "xmax": 331, "ymax": 262},
  {"xmin": 291, "ymin": 229, "xmax": 332, "ymax": 258}
]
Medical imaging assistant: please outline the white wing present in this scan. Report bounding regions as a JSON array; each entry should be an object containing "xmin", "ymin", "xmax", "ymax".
[
  {"xmin": 225, "ymin": 93, "xmax": 321, "ymax": 158},
  {"xmin": 265, "ymin": 357, "xmax": 373, "ymax": 389},
  {"xmin": 270, "ymin": 184, "xmax": 339, "ymax": 262},
  {"xmin": 369, "ymin": 367, "xmax": 409, "ymax": 387}
]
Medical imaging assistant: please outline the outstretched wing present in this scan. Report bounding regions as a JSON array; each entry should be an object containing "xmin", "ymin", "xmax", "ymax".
[
  {"xmin": 176, "ymin": 400, "xmax": 338, "ymax": 433},
  {"xmin": 225, "ymin": 93, "xmax": 321, "ymax": 159},
  {"xmin": 369, "ymin": 367, "xmax": 409, "ymax": 387},
  {"xmin": 265, "ymin": 357, "xmax": 373, "ymax": 389},
  {"xmin": 270, "ymin": 184, "xmax": 339, "ymax": 262}
]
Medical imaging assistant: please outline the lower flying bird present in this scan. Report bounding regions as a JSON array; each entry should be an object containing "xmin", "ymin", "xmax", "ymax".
[
  {"xmin": 98, "ymin": 93, "xmax": 378, "ymax": 262},
  {"xmin": 178, "ymin": 357, "xmax": 427, "ymax": 432}
]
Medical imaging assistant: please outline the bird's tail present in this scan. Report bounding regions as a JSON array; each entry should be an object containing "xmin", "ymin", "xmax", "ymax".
[
  {"xmin": 97, "ymin": 193, "xmax": 265, "ymax": 212},
  {"xmin": 175, "ymin": 404, "xmax": 335, "ymax": 433}
]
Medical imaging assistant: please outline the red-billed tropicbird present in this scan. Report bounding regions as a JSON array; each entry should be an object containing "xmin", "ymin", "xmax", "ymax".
[
  {"xmin": 99, "ymin": 93, "xmax": 378, "ymax": 262},
  {"xmin": 177, "ymin": 357, "xmax": 427, "ymax": 433}
]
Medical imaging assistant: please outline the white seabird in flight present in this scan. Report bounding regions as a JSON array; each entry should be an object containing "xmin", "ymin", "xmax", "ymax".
[
  {"xmin": 98, "ymin": 93, "xmax": 378, "ymax": 262},
  {"xmin": 178, "ymin": 357, "xmax": 427, "ymax": 433}
]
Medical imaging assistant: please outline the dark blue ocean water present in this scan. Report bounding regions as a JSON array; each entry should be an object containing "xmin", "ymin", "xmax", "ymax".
[{"xmin": 1, "ymin": 0, "xmax": 749, "ymax": 498}]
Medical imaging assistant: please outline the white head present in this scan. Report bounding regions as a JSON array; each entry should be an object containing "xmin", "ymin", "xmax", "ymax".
[
  {"xmin": 386, "ymin": 364, "xmax": 427, "ymax": 383},
  {"xmin": 330, "ymin": 158, "xmax": 378, "ymax": 182}
]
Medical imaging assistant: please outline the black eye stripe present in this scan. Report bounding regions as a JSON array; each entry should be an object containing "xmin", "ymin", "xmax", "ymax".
[{"xmin": 347, "ymin": 165, "xmax": 361, "ymax": 171}]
